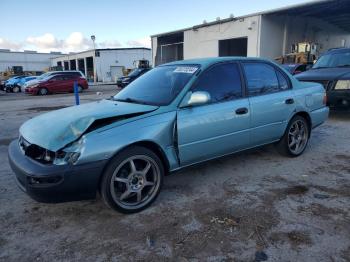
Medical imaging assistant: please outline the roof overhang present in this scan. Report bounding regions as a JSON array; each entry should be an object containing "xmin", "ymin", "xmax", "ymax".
[
  {"xmin": 151, "ymin": 0, "xmax": 350, "ymax": 38},
  {"xmin": 264, "ymin": 0, "xmax": 350, "ymax": 32}
]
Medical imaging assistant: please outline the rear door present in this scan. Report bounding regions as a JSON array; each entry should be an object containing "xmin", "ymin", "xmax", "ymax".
[
  {"xmin": 63, "ymin": 74, "xmax": 76, "ymax": 92},
  {"xmin": 242, "ymin": 62, "xmax": 296, "ymax": 145},
  {"xmin": 177, "ymin": 62, "xmax": 251, "ymax": 166}
]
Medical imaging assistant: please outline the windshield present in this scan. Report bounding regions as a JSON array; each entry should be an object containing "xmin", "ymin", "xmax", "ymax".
[
  {"xmin": 128, "ymin": 68, "xmax": 143, "ymax": 77},
  {"xmin": 113, "ymin": 65, "xmax": 199, "ymax": 106},
  {"xmin": 37, "ymin": 72, "xmax": 52, "ymax": 80},
  {"xmin": 313, "ymin": 51, "xmax": 350, "ymax": 69}
]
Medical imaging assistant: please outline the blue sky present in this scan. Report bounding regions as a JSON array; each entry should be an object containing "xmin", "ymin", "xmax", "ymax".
[{"xmin": 0, "ymin": 0, "xmax": 311, "ymax": 52}]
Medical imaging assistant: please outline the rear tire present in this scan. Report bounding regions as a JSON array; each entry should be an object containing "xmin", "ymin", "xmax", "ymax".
[
  {"xmin": 38, "ymin": 88, "xmax": 48, "ymax": 95},
  {"xmin": 77, "ymin": 85, "xmax": 83, "ymax": 93},
  {"xmin": 276, "ymin": 115, "xmax": 310, "ymax": 157},
  {"xmin": 100, "ymin": 146, "xmax": 164, "ymax": 213}
]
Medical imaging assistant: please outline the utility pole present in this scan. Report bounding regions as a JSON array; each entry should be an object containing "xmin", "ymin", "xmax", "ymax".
[{"xmin": 91, "ymin": 35, "xmax": 96, "ymax": 83}]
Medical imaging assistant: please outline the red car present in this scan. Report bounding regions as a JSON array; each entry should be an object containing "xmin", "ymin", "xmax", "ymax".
[{"xmin": 25, "ymin": 74, "xmax": 88, "ymax": 95}]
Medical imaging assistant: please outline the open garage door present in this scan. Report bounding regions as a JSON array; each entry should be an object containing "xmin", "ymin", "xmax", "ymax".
[
  {"xmin": 155, "ymin": 32, "xmax": 184, "ymax": 65},
  {"xmin": 219, "ymin": 37, "xmax": 248, "ymax": 57}
]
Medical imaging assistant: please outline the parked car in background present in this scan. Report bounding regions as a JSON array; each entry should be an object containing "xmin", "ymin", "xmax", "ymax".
[
  {"xmin": 296, "ymin": 48, "xmax": 350, "ymax": 109},
  {"xmin": 18, "ymin": 76, "xmax": 38, "ymax": 88},
  {"xmin": 4, "ymin": 75, "xmax": 27, "ymax": 92},
  {"xmin": 23, "ymin": 71, "xmax": 85, "ymax": 89},
  {"xmin": 9, "ymin": 57, "xmax": 328, "ymax": 213},
  {"xmin": 117, "ymin": 68, "xmax": 151, "ymax": 88},
  {"xmin": 282, "ymin": 63, "xmax": 311, "ymax": 75},
  {"xmin": 6, "ymin": 76, "xmax": 38, "ymax": 93},
  {"xmin": 0, "ymin": 79, "xmax": 7, "ymax": 91},
  {"xmin": 25, "ymin": 73, "xmax": 88, "ymax": 95}
]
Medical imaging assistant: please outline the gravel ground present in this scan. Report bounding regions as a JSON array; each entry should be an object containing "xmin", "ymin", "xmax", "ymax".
[{"xmin": 0, "ymin": 86, "xmax": 349, "ymax": 262}]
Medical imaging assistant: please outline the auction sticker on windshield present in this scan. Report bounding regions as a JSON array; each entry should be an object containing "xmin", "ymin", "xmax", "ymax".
[{"xmin": 174, "ymin": 66, "xmax": 198, "ymax": 74}]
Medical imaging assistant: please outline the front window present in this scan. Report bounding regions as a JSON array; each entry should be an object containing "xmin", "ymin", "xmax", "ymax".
[
  {"xmin": 313, "ymin": 51, "xmax": 350, "ymax": 69},
  {"xmin": 37, "ymin": 72, "xmax": 52, "ymax": 80},
  {"xmin": 191, "ymin": 63, "xmax": 243, "ymax": 103},
  {"xmin": 113, "ymin": 65, "xmax": 199, "ymax": 106}
]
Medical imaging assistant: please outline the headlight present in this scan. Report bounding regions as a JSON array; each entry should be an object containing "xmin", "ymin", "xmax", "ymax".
[
  {"xmin": 334, "ymin": 80, "xmax": 350, "ymax": 90},
  {"xmin": 53, "ymin": 137, "xmax": 85, "ymax": 165},
  {"xmin": 29, "ymin": 84, "xmax": 39, "ymax": 88}
]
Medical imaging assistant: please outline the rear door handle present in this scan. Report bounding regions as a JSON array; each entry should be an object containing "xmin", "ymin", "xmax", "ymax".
[
  {"xmin": 235, "ymin": 107, "xmax": 248, "ymax": 115},
  {"xmin": 285, "ymin": 98, "xmax": 294, "ymax": 104}
]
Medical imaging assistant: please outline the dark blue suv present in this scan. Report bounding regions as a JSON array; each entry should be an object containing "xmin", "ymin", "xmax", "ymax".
[{"xmin": 296, "ymin": 48, "xmax": 350, "ymax": 109}]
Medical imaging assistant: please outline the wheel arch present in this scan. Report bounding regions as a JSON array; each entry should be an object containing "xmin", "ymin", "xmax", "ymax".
[
  {"xmin": 127, "ymin": 140, "xmax": 170, "ymax": 174},
  {"xmin": 97, "ymin": 140, "xmax": 170, "ymax": 193},
  {"xmin": 291, "ymin": 111, "xmax": 312, "ymax": 134}
]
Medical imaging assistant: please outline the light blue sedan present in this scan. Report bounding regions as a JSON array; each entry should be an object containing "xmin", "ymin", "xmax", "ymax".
[{"xmin": 8, "ymin": 57, "xmax": 329, "ymax": 213}]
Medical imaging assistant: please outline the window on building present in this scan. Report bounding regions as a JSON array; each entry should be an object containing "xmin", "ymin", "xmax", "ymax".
[{"xmin": 219, "ymin": 37, "xmax": 248, "ymax": 57}]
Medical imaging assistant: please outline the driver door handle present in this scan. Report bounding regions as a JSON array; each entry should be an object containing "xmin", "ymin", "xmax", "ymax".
[
  {"xmin": 235, "ymin": 107, "xmax": 248, "ymax": 115},
  {"xmin": 285, "ymin": 98, "xmax": 294, "ymax": 104}
]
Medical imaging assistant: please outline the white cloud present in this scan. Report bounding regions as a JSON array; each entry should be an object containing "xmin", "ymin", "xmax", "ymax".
[
  {"xmin": 0, "ymin": 38, "xmax": 23, "ymax": 50},
  {"xmin": 26, "ymin": 33, "xmax": 61, "ymax": 52},
  {"xmin": 98, "ymin": 39, "xmax": 122, "ymax": 48},
  {"xmin": 63, "ymin": 32, "xmax": 91, "ymax": 51},
  {"xmin": 0, "ymin": 33, "xmax": 151, "ymax": 53},
  {"xmin": 126, "ymin": 37, "xmax": 151, "ymax": 48}
]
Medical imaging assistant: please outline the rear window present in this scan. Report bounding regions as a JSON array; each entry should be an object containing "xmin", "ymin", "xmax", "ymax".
[{"xmin": 243, "ymin": 63, "xmax": 280, "ymax": 96}]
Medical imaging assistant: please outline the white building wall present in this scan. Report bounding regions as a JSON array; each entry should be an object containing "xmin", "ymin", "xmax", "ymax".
[
  {"xmin": 96, "ymin": 49, "xmax": 151, "ymax": 82},
  {"xmin": 259, "ymin": 16, "xmax": 285, "ymax": 59},
  {"xmin": 0, "ymin": 51, "xmax": 59, "ymax": 72},
  {"xmin": 183, "ymin": 15, "xmax": 261, "ymax": 59},
  {"xmin": 51, "ymin": 48, "xmax": 151, "ymax": 82},
  {"xmin": 151, "ymin": 37, "xmax": 158, "ymax": 66},
  {"xmin": 51, "ymin": 50, "xmax": 94, "ymax": 63}
]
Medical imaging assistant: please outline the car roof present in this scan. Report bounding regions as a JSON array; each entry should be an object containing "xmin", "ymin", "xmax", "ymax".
[
  {"xmin": 48, "ymin": 71, "xmax": 82, "ymax": 74},
  {"xmin": 325, "ymin": 48, "xmax": 350, "ymax": 55},
  {"xmin": 163, "ymin": 57, "xmax": 270, "ymax": 67}
]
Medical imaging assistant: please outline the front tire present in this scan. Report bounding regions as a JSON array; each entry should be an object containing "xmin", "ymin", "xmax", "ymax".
[
  {"xmin": 276, "ymin": 115, "xmax": 310, "ymax": 157},
  {"xmin": 38, "ymin": 88, "xmax": 48, "ymax": 95},
  {"xmin": 100, "ymin": 146, "xmax": 164, "ymax": 213},
  {"xmin": 12, "ymin": 85, "xmax": 20, "ymax": 93}
]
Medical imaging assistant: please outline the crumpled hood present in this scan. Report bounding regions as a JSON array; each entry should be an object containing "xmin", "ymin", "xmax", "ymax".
[
  {"xmin": 296, "ymin": 68, "xmax": 350, "ymax": 81},
  {"xmin": 20, "ymin": 99, "xmax": 158, "ymax": 151}
]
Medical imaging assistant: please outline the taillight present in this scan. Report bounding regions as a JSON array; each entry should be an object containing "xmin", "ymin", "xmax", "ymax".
[{"xmin": 323, "ymin": 93, "xmax": 327, "ymax": 105}]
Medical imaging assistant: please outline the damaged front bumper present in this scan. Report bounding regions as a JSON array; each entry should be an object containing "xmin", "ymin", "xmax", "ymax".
[{"xmin": 8, "ymin": 140, "xmax": 107, "ymax": 203}]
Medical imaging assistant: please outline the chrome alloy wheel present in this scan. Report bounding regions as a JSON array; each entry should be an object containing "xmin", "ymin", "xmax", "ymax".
[
  {"xmin": 288, "ymin": 119, "xmax": 309, "ymax": 155},
  {"xmin": 110, "ymin": 155, "xmax": 160, "ymax": 209}
]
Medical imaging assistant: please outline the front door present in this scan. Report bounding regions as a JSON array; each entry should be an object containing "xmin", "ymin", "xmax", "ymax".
[
  {"xmin": 47, "ymin": 75, "xmax": 65, "ymax": 93},
  {"xmin": 242, "ymin": 62, "xmax": 296, "ymax": 145},
  {"xmin": 177, "ymin": 62, "xmax": 251, "ymax": 166}
]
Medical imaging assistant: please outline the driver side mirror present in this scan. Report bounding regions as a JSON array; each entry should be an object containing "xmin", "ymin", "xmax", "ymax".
[{"xmin": 181, "ymin": 91, "xmax": 211, "ymax": 107}]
